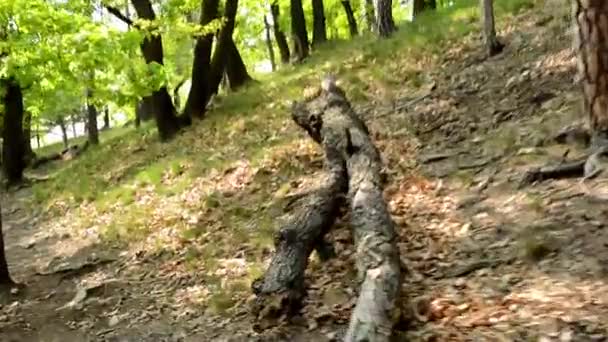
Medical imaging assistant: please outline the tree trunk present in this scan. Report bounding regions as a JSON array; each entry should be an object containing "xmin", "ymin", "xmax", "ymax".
[
  {"xmin": 36, "ymin": 123, "xmax": 41, "ymax": 149},
  {"xmin": 480, "ymin": 0, "xmax": 503, "ymax": 56},
  {"xmin": 574, "ymin": 0, "xmax": 608, "ymax": 145},
  {"xmin": 263, "ymin": 15, "xmax": 277, "ymax": 71},
  {"xmin": 207, "ymin": 0, "xmax": 240, "ymax": 96},
  {"xmin": 70, "ymin": 113, "xmax": 78, "ymax": 137},
  {"xmin": 103, "ymin": 107, "xmax": 110, "ymax": 130},
  {"xmin": 173, "ymin": 80, "xmax": 186, "ymax": 111},
  {"xmin": 131, "ymin": 0, "xmax": 180, "ymax": 141},
  {"xmin": 58, "ymin": 118, "xmax": 69, "ymax": 149},
  {"xmin": 253, "ymin": 78, "xmax": 401, "ymax": 340},
  {"xmin": 290, "ymin": 0, "xmax": 310, "ymax": 61},
  {"xmin": 182, "ymin": 0, "xmax": 219, "ymax": 119},
  {"xmin": 23, "ymin": 111, "xmax": 35, "ymax": 163},
  {"xmin": 271, "ymin": 2, "xmax": 291, "ymax": 64},
  {"xmin": 86, "ymin": 90, "xmax": 99, "ymax": 145},
  {"xmin": 0, "ymin": 201, "xmax": 14, "ymax": 286},
  {"xmin": 311, "ymin": 0, "xmax": 327, "ymax": 47},
  {"xmin": 341, "ymin": 1, "xmax": 359, "ymax": 37},
  {"xmin": 2, "ymin": 78, "xmax": 26, "ymax": 185},
  {"xmin": 413, "ymin": 0, "xmax": 435, "ymax": 17},
  {"xmin": 225, "ymin": 38, "xmax": 253, "ymax": 90},
  {"xmin": 374, "ymin": 0, "xmax": 396, "ymax": 38},
  {"xmin": 363, "ymin": 0, "xmax": 375, "ymax": 32}
]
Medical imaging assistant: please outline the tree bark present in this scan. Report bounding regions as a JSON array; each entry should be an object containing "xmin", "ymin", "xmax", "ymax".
[
  {"xmin": 290, "ymin": 0, "xmax": 310, "ymax": 61},
  {"xmin": 23, "ymin": 111, "xmax": 35, "ymax": 164},
  {"xmin": 270, "ymin": 2, "xmax": 291, "ymax": 64},
  {"xmin": 131, "ymin": 0, "xmax": 180, "ymax": 140},
  {"xmin": 574, "ymin": 1, "xmax": 608, "ymax": 146},
  {"xmin": 58, "ymin": 118, "xmax": 69, "ymax": 149},
  {"xmin": 103, "ymin": 107, "xmax": 110, "ymax": 130},
  {"xmin": 207, "ymin": 0, "xmax": 240, "ymax": 96},
  {"xmin": 263, "ymin": 15, "xmax": 277, "ymax": 71},
  {"xmin": 311, "ymin": 0, "xmax": 327, "ymax": 47},
  {"xmin": 253, "ymin": 78, "xmax": 402, "ymax": 339},
  {"xmin": 2, "ymin": 78, "xmax": 26, "ymax": 185},
  {"xmin": 0, "ymin": 201, "xmax": 14, "ymax": 286},
  {"xmin": 86, "ymin": 89, "xmax": 99, "ymax": 145},
  {"xmin": 225, "ymin": 38, "xmax": 253, "ymax": 90},
  {"xmin": 341, "ymin": 1, "xmax": 359, "ymax": 38},
  {"xmin": 182, "ymin": 0, "xmax": 219, "ymax": 119},
  {"xmin": 374, "ymin": 0, "xmax": 396, "ymax": 38},
  {"xmin": 480, "ymin": 0, "xmax": 503, "ymax": 56}
]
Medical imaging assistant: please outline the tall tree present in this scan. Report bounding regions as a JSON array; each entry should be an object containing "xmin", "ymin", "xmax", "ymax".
[
  {"xmin": 182, "ymin": 0, "xmax": 219, "ymax": 119},
  {"xmin": 263, "ymin": 15, "xmax": 277, "ymax": 71},
  {"xmin": 480, "ymin": 0, "xmax": 504, "ymax": 56},
  {"xmin": 311, "ymin": 0, "xmax": 327, "ymax": 47},
  {"xmin": 225, "ymin": 38, "xmax": 253, "ymax": 90},
  {"xmin": 341, "ymin": 1, "xmax": 359, "ymax": 38},
  {"xmin": 102, "ymin": 107, "xmax": 110, "ymax": 130},
  {"xmin": 86, "ymin": 89, "xmax": 99, "ymax": 145},
  {"xmin": 207, "ymin": 0, "xmax": 240, "ymax": 96},
  {"xmin": 2, "ymin": 78, "xmax": 26, "ymax": 185},
  {"xmin": 374, "ymin": 0, "xmax": 395, "ymax": 37},
  {"xmin": 290, "ymin": 0, "xmax": 310, "ymax": 61},
  {"xmin": 573, "ymin": 0, "xmax": 608, "ymax": 146},
  {"xmin": 23, "ymin": 111, "xmax": 35, "ymax": 163},
  {"xmin": 270, "ymin": 2, "xmax": 290, "ymax": 64},
  {"xmin": 0, "ymin": 201, "xmax": 14, "ymax": 287},
  {"xmin": 130, "ymin": 0, "xmax": 181, "ymax": 140}
]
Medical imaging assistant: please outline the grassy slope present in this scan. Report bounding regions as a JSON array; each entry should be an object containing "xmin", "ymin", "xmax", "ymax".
[{"xmin": 28, "ymin": 0, "xmax": 535, "ymax": 312}]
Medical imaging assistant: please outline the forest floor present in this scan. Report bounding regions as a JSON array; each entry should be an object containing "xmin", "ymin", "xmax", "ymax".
[{"xmin": 4, "ymin": 2, "xmax": 608, "ymax": 341}]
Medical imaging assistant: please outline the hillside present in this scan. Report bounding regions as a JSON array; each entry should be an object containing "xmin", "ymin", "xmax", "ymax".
[{"xmin": 5, "ymin": 1, "xmax": 607, "ymax": 341}]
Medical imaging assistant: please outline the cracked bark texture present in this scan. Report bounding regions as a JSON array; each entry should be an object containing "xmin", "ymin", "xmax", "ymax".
[
  {"xmin": 374, "ymin": 0, "xmax": 395, "ymax": 38},
  {"xmin": 573, "ymin": 0, "xmax": 608, "ymax": 146}
]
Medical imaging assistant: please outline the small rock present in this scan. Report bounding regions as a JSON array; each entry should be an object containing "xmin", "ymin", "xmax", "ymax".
[
  {"xmin": 454, "ymin": 278, "xmax": 466, "ymax": 288},
  {"xmin": 108, "ymin": 315, "xmax": 121, "ymax": 327},
  {"xmin": 0, "ymin": 314, "xmax": 8, "ymax": 322},
  {"xmin": 457, "ymin": 195, "xmax": 485, "ymax": 209},
  {"xmin": 9, "ymin": 287, "xmax": 18, "ymax": 295},
  {"xmin": 325, "ymin": 331, "xmax": 339, "ymax": 341}
]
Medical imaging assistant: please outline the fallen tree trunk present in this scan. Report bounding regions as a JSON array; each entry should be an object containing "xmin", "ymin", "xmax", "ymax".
[
  {"xmin": 30, "ymin": 141, "xmax": 90, "ymax": 169},
  {"xmin": 251, "ymin": 77, "xmax": 402, "ymax": 339},
  {"xmin": 251, "ymin": 146, "xmax": 347, "ymax": 321},
  {"xmin": 292, "ymin": 80, "xmax": 401, "ymax": 341}
]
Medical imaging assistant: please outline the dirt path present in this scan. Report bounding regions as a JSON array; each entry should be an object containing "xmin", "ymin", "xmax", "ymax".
[{"xmin": 2, "ymin": 9, "xmax": 608, "ymax": 342}]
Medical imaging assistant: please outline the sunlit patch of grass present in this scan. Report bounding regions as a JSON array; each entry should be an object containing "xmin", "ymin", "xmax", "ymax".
[{"xmin": 95, "ymin": 186, "xmax": 136, "ymax": 212}]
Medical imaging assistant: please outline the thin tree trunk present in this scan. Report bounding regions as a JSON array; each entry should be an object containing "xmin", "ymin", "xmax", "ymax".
[
  {"xmin": 103, "ymin": 107, "xmax": 110, "ymax": 130},
  {"xmin": 574, "ymin": 0, "xmax": 608, "ymax": 145},
  {"xmin": 86, "ymin": 89, "xmax": 99, "ymax": 145},
  {"xmin": 311, "ymin": 0, "xmax": 327, "ymax": 47},
  {"xmin": 374, "ymin": 0, "xmax": 395, "ymax": 38},
  {"xmin": 182, "ymin": 0, "xmax": 219, "ymax": 119},
  {"xmin": 225, "ymin": 38, "xmax": 253, "ymax": 90},
  {"xmin": 173, "ymin": 80, "xmax": 186, "ymax": 111},
  {"xmin": 207, "ymin": 0, "xmax": 240, "ymax": 96},
  {"xmin": 290, "ymin": 0, "xmax": 310, "ymax": 61},
  {"xmin": 131, "ymin": 0, "xmax": 180, "ymax": 140},
  {"xmin": 363, "ymin": 0, "xmax": 375, "ymax": 32},
  {"xmin": 341, "ymin": 1, "xmax": 358, "ymax": 37},
  {"xmin": 23, "ymin": 111, "xmax": 35, "ymax": 163},
  {"xmin": 58, "ymin": 118, "xmax": 69, "ymax": 149},
  {"xmin": 70, "ymin": 113, "xmax": 77, "ymax": 138},
  {"xmin": 263, "ymin": 15, "xmax": 277, "ymax": 71},
  {"xmin": 480, "ymin": 0, "xmax": 503, "ymax": 56},
  {"xmin": 2, "ymin": 78, "xmax": 26, "ymax": 185},
  {"xmin": 0, "ymin": 201, "xmax": 14, "ymax": 286},
  {"xmin": 271, "ymin": 2, "xmax": 291, "ymax": 64},
  {"xmin": 36, "ymin": 123, "xmax": 41, "ymax": 149}
]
